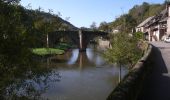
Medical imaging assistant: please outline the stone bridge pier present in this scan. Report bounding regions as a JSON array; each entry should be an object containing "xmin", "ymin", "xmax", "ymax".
[{"xmin": 78, "ymin": 30, "xmax": 88, "ymax": 52}]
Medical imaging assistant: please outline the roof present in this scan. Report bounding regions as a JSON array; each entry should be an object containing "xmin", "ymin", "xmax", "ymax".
[
  {"xmin": 137, "ymin": 16, "xmax": 154, "ymax": 28},
  {"xmin": 160, "ymin": 9, "xmax": 167, "ymax": 15},
  {"xmin": 159, "ymin": 17, "xmax": 168, "ymax": 22}
]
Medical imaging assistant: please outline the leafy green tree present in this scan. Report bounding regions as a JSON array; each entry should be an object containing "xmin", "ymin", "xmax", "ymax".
[
  {"xmin": 34, "ymin": 9, "xmax": 70, "ymax": 47},
  {"xmin": 104, "ymin": 32, "xmax": 142, "ymax": 82},
  {"xmin": 0, "ymin": 0, "xmax": 35, "ymax": 66},
  {"xmin": 0, "ymin": 2, "xmax": 61, "ymax": 99},
  {"xmin": 34, "ymin": 15, "xmax": 58, "ymax": 47}
]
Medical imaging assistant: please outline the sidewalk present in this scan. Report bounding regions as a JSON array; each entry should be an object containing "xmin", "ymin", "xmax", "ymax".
[{"xmin": 138, "ymin": 42, "xmax": 170, "ymax": 100}]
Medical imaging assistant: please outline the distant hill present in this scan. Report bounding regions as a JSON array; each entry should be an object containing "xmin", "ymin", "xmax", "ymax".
[
  {"xmin": 109, "ymin": 2, "xmax": 165, "ymax": 32},
  {"xmin": 26, "ymin": 8, "xmax": 78, "ymax": 31}
]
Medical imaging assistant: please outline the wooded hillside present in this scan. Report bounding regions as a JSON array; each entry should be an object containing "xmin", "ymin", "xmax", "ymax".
[{"xmin": 109, "ymin": 2, "xmax": 166, "ymax": 32}]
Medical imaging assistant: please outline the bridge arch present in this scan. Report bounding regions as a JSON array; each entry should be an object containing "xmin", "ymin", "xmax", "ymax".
[{"xmin": 49, "ymin": 30, "xmax": 109, "ymax": 51}]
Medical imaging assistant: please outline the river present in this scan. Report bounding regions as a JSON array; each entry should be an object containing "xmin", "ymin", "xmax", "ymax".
[
  {"xmin": 0, "ymin": 46, "xmax": 127, "ymax": 100},
  {"xmin": 42, "ymin": 48, "xmax": 127, "ymax": 100}
]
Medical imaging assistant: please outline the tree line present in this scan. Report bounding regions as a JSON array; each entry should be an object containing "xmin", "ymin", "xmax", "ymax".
[
  {"xmin": 0, "ymin": 0, "xmax": 80, "ymax": 71},
  {"xmin": 97, "ymin": 2, "xmax": 166, "ymax": 33},
  {"xmin": 0, "ymin": 1, "xmax": 66, "ymax": 99}
]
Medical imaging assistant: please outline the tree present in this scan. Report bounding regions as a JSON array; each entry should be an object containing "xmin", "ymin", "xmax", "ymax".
[
  {"xmin": 98, "ymin": 21, "xmax": 109, "ymax": 32},
  {"xmin": 0, "ymin": 2, "xmax": 61, "ymax": 99},
  {"xmin": 110, "ymin": 2, "xmax": 164, "ymax": 33},
  {"xmin": 33, "ymin": 9, "xmax": 72, "ymax": 47},
  {"xmin": 0, "ymin": 0, "xmax": 35, "ymax": 65},
  {"xmin": 2, "ymin": 0, "xmax": 20, "ymax": 4},
  {"xmin": 124, "ymin": 15, "xmax": 137, "ymax": 32},
  {"xmin": 34, "ymin": 10, "xmax": 63, "ymax": 47},
  {"xmin": 90, "ymin": 22, "xmax": 97, "ymax": 31},
  {"xmin": 103, "ymin": 32, "xmax": 142, "ymax": 82}
]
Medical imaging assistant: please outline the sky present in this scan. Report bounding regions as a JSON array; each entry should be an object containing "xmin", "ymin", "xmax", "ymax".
[{"xmin": 20, "ymin": 0, "xmax": 164, "ymax": 28}]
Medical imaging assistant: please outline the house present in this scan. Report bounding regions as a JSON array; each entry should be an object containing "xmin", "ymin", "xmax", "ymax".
[
  {"xmin": 136, "ymin": 16, "xmax": 154, "ymax": 33},
  {"xmin": 136, "ymin": 3, "xmax": 170, "ymax": 41}
]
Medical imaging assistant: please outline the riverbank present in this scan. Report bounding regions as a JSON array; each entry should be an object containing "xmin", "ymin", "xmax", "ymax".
[{"xmin": 32, "ymin": 48, "xmax": 65, "ymax": 56}]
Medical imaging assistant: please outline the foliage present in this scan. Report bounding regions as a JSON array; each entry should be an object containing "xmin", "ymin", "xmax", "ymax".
[
  {"xmin": 2, "ymin": 0, "xmax": 20, "ymax": 4},
  {"xmin": 33, "ymin": 9, "xmax": 76, "ymax": 47},
  {"xmin": 0, "ymin": 1, "xmax": 60, "ymax": 100},
  {"xmin": 104, "ymin": 32, "xmax": 143, "ymax": 69},
  {"xmin": 32, "ymin": 48, "xmax": 64, "ymax": 56},
  {"xmin": 90, "ymin": 22, "xmax": 97, "ymax": 31},
  {"xmin": 98, "ymin": 21, "xmax": 110, "ymax": 32},
  {"xmin": 34, "ymin": 15, "xmax": 57, "ymax": 48},
  {"xmin": 134, "ymin": 32, "xmax": 144, "ymax": 40},
  {"xmin": 55, "ymin": 42, "xmax": 73, "ymax": 50},
  {"xmin": 110, "ymin": 14, "xmax": 137, "ymax": 32},
  {"xmin": 0, "ymin": 0, "xmax": 35, "ymax": 66},
  {"xmin": 109, "ymin": 2, "xmax": 164, "ymax": 33},
  {"xmin": 0, "ymin": 57, "xmax": 59, "ymax": 100}
]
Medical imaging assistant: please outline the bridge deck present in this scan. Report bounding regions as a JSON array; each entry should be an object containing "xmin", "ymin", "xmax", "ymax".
[{"xmin": 138, "ymin": 42, "xmax": 170, "ymax": 100}]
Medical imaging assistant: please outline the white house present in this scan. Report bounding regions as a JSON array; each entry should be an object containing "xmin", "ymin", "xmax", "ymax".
[{"xmin": 136, "ymin": 3, "xmax": 170, "ymax": 41}]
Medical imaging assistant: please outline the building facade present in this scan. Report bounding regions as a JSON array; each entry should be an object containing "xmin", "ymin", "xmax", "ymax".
[{"xmin": 136, "ymin": 3, "xmax": 170, "ymax": 41}]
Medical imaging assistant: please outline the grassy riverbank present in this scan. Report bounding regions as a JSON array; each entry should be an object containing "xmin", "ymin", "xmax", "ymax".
[
  {"xmin": 32, "ymin": 48, "xmax": 65, "ymax": 56},
  {"xmin": 32, "ymin": 43, "xmax": 74, "ymax": 56}
]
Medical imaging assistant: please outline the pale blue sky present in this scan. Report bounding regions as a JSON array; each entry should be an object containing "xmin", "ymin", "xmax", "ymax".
[{"xmin": 20, "ymin": 0, "xmax": 164, "ymax": 28}]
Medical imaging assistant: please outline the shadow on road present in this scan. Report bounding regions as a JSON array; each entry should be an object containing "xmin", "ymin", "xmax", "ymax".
[{"xmin": 138, "ymin": 46, "xmax": 170, "ymax": 100}]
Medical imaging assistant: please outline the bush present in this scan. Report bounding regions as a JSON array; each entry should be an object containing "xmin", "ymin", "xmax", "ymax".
[{"xmin": 134, "ymin": 32, "xmax": 144, "ymax": 40}]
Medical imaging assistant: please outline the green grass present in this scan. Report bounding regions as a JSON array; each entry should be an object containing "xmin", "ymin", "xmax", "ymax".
[{"xmin": 32, "ymin": 48, "xmax": 64, "ymax": 56}]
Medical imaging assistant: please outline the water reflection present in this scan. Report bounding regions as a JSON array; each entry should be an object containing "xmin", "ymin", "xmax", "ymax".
[
  {"xmin": 66, "ymin": 48, "xmax": 105, "ymax": 68},
  {"xmin": 67, "ymin": 49, "xmax": 79, "ymax": 65},
  {"xmin": 0, "ymin": 57, "xmax": 59, "ymax": 100},
  {"xmin": 43, "ymin": 48, "xmax": 128, "ymax": 100},
  {"xmin": 0, "ymin": 47, "xmax": 127, "ymax": 100},
  {"xmin": 86, "ymin": 48, "xmax": 94, "ymax": 61}
]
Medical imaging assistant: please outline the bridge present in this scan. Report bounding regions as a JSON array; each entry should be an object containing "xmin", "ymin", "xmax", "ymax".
[{"xmin": 49, "ymin": 30, "xmax": 108, "ymax": 51}]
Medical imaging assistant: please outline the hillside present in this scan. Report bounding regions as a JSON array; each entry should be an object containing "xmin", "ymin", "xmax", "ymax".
[
  {"xmin": 26, "ymin": 9, "xmax": 78, "ymax": 31},
  {"xmin": 0, "ymin": 1, "xmax": 79, "ymax": 48},
  {"xmin": 109, "ymin": 2, "xmax": 165, "ymax": 32},
  {"xmin": 36, "ymin": 11, "xmax": 78, "ymax": 30}
]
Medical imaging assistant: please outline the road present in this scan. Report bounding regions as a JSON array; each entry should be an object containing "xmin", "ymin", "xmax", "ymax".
[{"xmin": 138, "ymin": 41, "xmax": 170, "ymax": 100}]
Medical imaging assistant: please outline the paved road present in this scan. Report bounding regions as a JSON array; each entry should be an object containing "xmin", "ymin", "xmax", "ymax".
[{"xmin": 138, "ymin": 41, "xmax": 170, "ymax": 100}]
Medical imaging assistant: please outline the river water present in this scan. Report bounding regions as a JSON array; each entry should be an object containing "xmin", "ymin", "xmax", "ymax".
[
  {"xmin": 42, "ymin": 48, "xmax": 127, "ymax": 100},
  {"xmin": 0, "ymin": 47, "xmax": 127, "ymax": 100}
]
